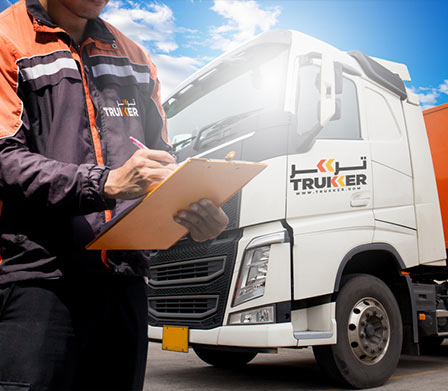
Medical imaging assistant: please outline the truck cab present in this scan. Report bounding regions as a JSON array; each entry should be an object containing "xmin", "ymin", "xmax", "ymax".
[{"xmin": 147, "ymin": 30, "xmax": 448, "ymax": 388}]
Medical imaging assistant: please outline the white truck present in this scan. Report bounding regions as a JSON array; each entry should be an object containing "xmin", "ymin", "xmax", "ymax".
[{"xmin": 147, "ymin": 29, "xmax": 448, "ymax": 388}]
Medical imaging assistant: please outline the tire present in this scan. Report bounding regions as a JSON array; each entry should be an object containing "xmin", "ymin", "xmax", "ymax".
[
  {"xmin": 313, "ymin": 274, "xmax": 403, "ymax": 389},
  {"xmin": 193, "ymin": 346, "xmax": 257, "ymax": 368}
]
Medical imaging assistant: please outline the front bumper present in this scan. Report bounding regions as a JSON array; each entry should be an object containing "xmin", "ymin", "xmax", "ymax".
[{"xmin": 148, "ymin": 322, "xmax": 299, "ymax": 348}]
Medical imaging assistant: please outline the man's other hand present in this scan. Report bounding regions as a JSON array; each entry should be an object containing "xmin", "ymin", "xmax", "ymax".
[
  {"xmin": 174, "ymin": 199, "xmax": 229, "ymax": 242},
  {"xmin": 104, "ymin": 149, "xmax": 177, "ymax": 200}
]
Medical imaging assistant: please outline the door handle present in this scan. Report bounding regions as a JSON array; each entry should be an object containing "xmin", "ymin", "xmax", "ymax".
[{"xmin": 351, "ymin": 192, "xmax": 370, "ymax": 207}]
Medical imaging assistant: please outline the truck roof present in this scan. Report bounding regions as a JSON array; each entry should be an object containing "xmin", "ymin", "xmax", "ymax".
[{"xmin": 165, "ymin": 29, "xmax": 410, "ymax": 105}]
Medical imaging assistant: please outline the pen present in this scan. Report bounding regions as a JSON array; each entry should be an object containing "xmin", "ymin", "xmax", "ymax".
[
  {"xmin": 129, "ymin": 136, "xmax": 149, "ymax": 150},
  {"xmin": 129, "ymin": 136, "xmax": 177, "ymax": 163}
]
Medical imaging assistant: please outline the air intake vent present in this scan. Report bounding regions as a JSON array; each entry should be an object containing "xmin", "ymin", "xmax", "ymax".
[
  {"xmin": 149, "ymin": 257, "xmax": 225, "ymax": 286},
  {"xmin": 148, "ymin": 296, "xmax": 219, "ymax": 319}
]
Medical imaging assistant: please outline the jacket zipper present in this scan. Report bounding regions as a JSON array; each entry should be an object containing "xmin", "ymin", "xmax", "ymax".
[{"xmin": 74, "ymin": 42, "xmax": 112, "ymax": 267}]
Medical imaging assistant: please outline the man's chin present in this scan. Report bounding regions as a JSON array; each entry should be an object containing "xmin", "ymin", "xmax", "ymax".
[{"xmin": 74, "ymin": 0, "xmax": 109, "ymax": 20}]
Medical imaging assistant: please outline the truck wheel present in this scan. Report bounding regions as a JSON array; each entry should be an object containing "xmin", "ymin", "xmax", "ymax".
[
  {"xmin": 313, "ymin": 274, "xmax": 402, "ymax": 389},
  {"xmin": 193, "ymin": 346, "xmax": 257, "ymax": 368}
]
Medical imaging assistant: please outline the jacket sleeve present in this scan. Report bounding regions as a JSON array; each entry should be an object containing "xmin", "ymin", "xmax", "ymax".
[{"xmin": 0, "ymin": 35, "xmax": 113, "ymax": 215}]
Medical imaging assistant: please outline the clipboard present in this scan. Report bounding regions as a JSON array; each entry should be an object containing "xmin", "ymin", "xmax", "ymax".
[{"xmin": 86, "ymin": 158, "xmax": 267, "ymax": 250}]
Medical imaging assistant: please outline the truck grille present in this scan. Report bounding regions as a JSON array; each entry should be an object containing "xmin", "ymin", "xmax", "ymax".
[
  {"xmin": 147, "ymin": 194, "xmax": 241, "ymax": 330},
  {"xmin": 148, "ymin": 296, "xmax": 219, "ymax": 319},
  {"xmin": 149, "ymin": 257, "xmax": 225, "ymax": 286}
]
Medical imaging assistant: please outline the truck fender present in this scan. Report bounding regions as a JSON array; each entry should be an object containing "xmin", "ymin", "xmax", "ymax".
[
  {"xmin": 333, "ymin": 242, "xmax": 419, "ymax": 352},
  {"xmin": 333, "ymin": 242, "xmax": 406, "ymax": 293}
]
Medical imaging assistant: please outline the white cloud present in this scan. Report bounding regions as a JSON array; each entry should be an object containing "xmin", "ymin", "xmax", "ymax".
[
  {"xmin": 209, "ymin": 0, "xmax": 281, "ymax": 51},
  {"xmin": 439, "ymin": 80, "xmax": 448, "ymax": 95},
  {"xmin": 410, "ymin": 87, "xmax": 439, "ymax": 110},
  {"xmin": 411, "ymin": 80, "xmax": 448, "ymax": 110},
  {"xmin": 418, "ymin": 90, "xmax": 439, "ymax": 105},
  {"xmin": 102, "ymin": 1, "xmax": 182, "ymax": 53},
  {"xmin": 102, "ymin": 1, "xmax": 203, "ymax": 100}
]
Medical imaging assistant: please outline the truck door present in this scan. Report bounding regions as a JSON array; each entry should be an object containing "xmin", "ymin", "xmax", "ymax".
[
  {"xmin": 286, "ymin": 63, "xmax": 375, "ymax": 301},
  {"xmin": 362, "ymin": 84, "xmax": 418, "ymax": 266}
]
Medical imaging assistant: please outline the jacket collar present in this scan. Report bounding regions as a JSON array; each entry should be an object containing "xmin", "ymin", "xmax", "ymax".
[{"xmin": 26, "ymin": 0, "xmax": 115, "ymax": 43}]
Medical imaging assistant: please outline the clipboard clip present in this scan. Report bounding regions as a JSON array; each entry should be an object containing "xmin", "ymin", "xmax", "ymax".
[{"xmin": 225, "ymin": 151, "xmax": 236, "ymax": 161}]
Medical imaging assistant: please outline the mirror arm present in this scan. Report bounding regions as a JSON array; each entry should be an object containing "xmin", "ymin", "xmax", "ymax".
[{"xmin": 295, "ymin": 122, "xmax": 323, "ymax": 153}]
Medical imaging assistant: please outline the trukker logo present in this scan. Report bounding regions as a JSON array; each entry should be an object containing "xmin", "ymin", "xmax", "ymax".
[
  {"xmin": 103, "ymin": 99, "xmax": 139, "ymax": 117},
  {"xmin": 290, "ymin": 157, "xmax": 368, "ymax": 195}
]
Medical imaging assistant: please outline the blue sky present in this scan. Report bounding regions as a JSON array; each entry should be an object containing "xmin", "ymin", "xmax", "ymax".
[{"xmin": 1, "ymin": 0, "xmax": 447, "ymax": 109}]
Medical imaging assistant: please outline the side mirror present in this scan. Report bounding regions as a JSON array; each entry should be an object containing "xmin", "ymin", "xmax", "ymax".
[{"xmin": 319, "ymin": 54, "xmax": 336, "ymax": 127}]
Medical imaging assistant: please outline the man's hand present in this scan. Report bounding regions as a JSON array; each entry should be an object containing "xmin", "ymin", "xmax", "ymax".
[
  {"xmin": 104, "ymin": 149, "xmax": 177, "ymax": 200},
  {"xmin": 174, "ymin": 199, "xmax": 229, "ymax": 242}
]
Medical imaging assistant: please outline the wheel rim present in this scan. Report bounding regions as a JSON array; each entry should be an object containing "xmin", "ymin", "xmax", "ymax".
[{"xmin": 347, "ymin": 297, "xmax": 390, "ymax": 365}]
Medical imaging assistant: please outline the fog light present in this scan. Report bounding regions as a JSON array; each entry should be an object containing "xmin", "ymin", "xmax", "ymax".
[{"xmin": 228, "ymin": 305, "xmax": 275, "ymax": 325}]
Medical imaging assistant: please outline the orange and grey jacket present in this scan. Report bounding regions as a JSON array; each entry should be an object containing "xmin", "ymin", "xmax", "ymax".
[{"xmin": 0, "ymin": 0, "xmax": 171, "ymax": 283}]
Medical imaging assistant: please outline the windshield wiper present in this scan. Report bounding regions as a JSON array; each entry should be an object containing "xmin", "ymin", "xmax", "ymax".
[
  {"xmin": 195, "ymin": 109, "xmax": 261, "ymax": 146},
  {"xmin": 172, "ymin": 109, "xmax": 261, "ymax": 154}
]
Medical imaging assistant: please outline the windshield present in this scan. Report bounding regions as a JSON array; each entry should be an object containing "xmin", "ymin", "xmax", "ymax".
[{"xmin": 163, "ymin": 43, "xmax": 290, "ymax": 152}]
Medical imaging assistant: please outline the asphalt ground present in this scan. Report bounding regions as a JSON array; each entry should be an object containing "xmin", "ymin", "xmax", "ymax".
[{"xmin": 144, "ymin": 341, "xmax": 448, "ymax": 390}]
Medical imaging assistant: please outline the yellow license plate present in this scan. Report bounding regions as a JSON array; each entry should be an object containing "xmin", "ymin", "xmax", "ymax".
[{"xmin": 162, "ymin": 325, "xmax": 189, "ymax": 353}]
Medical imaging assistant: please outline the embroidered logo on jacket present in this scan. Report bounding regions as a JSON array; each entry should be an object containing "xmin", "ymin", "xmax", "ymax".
[{"xmin": 103, "ymin": 99, "xmax": 139, "ymax": 117}]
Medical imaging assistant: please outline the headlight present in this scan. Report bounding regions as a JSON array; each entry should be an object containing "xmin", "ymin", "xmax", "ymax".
[
  {"xmin": 232, "ymin": 231, "xmax": 286, "ymax": 307},
  {"xmin": 228, "ymin": 305, "xmax": 275, "ymax": 325},
  {"xmin": 233, "ymin": 246, "xmax": 270, "ymax": 306}
]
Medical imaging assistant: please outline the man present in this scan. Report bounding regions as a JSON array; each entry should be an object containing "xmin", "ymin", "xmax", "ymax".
[{"xmin": 0, "ymin": 1, "xmax": 228, "ymax": 390}]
